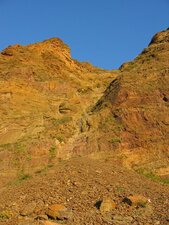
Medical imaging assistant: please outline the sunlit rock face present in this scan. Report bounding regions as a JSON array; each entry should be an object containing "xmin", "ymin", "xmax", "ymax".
[
  {"xmin": 0, "ymin": 35, "xmax": 115, "ymax": 184},
  {"xmin": 0, "ymin": 29, "xmax": 169, "ymax": 186}
]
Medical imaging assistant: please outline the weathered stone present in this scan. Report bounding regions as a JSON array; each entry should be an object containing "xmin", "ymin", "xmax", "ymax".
[
  {"xmin": 123, "ymin": 195, "xmax": 148, "ymax": 207},
  {"xmin": 46, "ymin": 204, "xmax": 72, "ymax": 220},
  {"xmin": 99, "ymin": 198, "xmax": 116, "ymax": 212}
]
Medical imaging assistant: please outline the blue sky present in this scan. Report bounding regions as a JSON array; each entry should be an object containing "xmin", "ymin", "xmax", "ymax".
[{"xmin": 0, "ymin": 0, "xmax": 168, "ymax": 69}]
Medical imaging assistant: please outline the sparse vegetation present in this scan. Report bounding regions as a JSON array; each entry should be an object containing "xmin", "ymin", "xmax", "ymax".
[
  {"xmin": 138, "ymin": 201, "xmax": 147, "ymax": 208},
  {"xmin": 116, "ymin": 186, "xmax": 125, "ymax": 192},
  {"xmin": 99, "ymin": 114, "xmax": 124, "ymax": 133},
  {"xmin": 0, "ymin": 211, "xmax": 11, "ymax": 220},
  {"xmin": 35, "ymin": 163, "xmax": 54, "ymax": 174},
  {"xmin": 55, "ymin": 134, "xmax": 65, "ymax": 142},
  {"xmin": 99, "ymin": 115, "xmax": 115, "ymax": 131},
  {"xmin": 18, "ymin": 170, "xmax": 32, "ymax": 181},
  {"xmin": 26, "ymin": 155, "xmax": 32, "ymax": 161},
  {"xmin": 14, "ymin": 142, "xmax": 27, "ymax": 153},
  {"xmin": 145, "ymin": 172, "xmax": 169, "ymax": 185},
  {"xmin": 49, "ymin": 145, "xmax": 57, "ymax": 156},
  {"xmin": 136, "ymin": 168, "xmax": 169, "ymax": 185},
  {"xmin": 0, "ymin": 143, "xmax": 12, "ymax": 152},
  {"xmin": 111, "ymin": 137, "xmax": 122, "ymax": 143}
]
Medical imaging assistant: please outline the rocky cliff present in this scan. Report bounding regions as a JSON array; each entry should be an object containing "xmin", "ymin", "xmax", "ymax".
[
  {"xmin": 0, "ymin": 29, "xmax": 169, "ymax": 187},
  {"xmin": 0, "ymin": 37, "xmax": 115, "ymax": 186}
]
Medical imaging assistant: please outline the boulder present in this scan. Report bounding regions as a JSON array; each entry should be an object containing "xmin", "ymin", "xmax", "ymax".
[
  {"xmin": 46, "ymin": 204, "xmax": 72, "ymax": 220},
  {"xmin": 123, "ymin": 195, "xmax": 148, "ymax": 207},
  {"xmin": 99, "ymin": 198, "xmax": 116, "ymax": 212}
]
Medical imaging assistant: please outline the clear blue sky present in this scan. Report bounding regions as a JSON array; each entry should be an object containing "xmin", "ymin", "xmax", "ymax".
[{"xmin": 0, "ymin": 0, "xmax": 168, "ymax": 69}]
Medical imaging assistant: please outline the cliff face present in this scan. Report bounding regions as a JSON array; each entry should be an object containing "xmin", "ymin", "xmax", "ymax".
[
  {"xmin": 0, "ymin": 29, "xmax": 169, "ymax": 186},
  {"xmin": 81, "ymin": 29, "xmax": 169, "ymax": 176},
  {"xmin": 92, "ymin": 29, "xmax": 169, "ymax": 150},
  {"xmin": 0, "ymin": 37, "xmax": 114, "ymax": 146},
  {"xmin": 0, "ymin": 37, "xmax": 115, "ymax": 186}
]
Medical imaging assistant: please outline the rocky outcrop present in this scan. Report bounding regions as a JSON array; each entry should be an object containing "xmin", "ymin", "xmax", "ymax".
[
  {"xmin": 0, "ymin": 36, "xmax": 115, "ymax": 187},
  {"xmin": 90, "ymin": 28, "xmax": 169, "ymax": 151}
]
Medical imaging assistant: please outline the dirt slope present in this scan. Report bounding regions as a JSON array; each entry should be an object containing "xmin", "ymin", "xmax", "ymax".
[{"xmin": 0, "ymin": 152, "xmax": 169, "ymax": 225}]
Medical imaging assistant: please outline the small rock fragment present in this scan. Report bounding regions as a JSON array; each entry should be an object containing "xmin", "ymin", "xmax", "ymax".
[
  {"xmin": 99, "ymin": 198, "xmax": 116, "ymax": 212},
  {"xmin": 123, "ymin": 195, "xmax": 148, "ymax": 207},
  {"xmin": 46, "ymin": 204, "xmax": 72, "ymax": 220}
]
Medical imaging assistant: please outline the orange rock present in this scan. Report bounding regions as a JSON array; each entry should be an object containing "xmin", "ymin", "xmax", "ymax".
[
  {"xmin": 123, "ymin": 195, "xmax": 148, "ymax": 207},
  {"xmin": 46, "ymin": 204, "xmax": 72, "ymax": 220},
  {"xmin": 99, "ymin": 198, "xmax": 116, "ymax": 212}
]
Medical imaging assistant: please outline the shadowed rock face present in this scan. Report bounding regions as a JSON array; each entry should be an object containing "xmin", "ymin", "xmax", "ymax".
[{"xmin": 0, "ymin": 29, "xmax": 169, "ymax": 186}]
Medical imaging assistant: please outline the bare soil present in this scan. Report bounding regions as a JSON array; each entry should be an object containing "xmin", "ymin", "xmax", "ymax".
[{"xmin": 0, "ymin": 151, "xmax": 168, "ymax": 225}]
